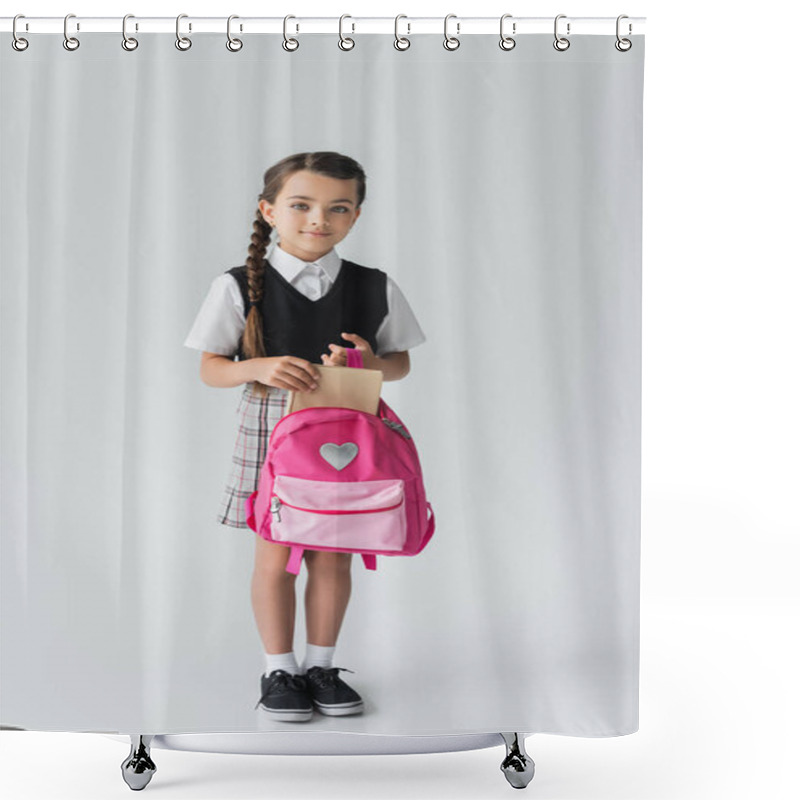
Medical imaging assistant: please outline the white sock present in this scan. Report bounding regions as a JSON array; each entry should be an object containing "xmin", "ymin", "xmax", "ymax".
[
  {"xmin": 265, "ymin": 651, "xmax": 301, "ymax": 676},
  {"xmin": 301, "ymin": 644, "xmax": 336, "ymax": 674}
]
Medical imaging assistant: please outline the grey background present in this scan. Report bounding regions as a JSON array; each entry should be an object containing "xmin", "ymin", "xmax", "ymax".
[{"xmin": 1, "ymin": 32, "xmax": 643, "ymax": 735}]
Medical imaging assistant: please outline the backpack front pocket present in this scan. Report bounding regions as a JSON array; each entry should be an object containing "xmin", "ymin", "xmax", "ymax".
[{"xmin": 269, "ymin": 475, "xmax": 408, "ymax": 552}]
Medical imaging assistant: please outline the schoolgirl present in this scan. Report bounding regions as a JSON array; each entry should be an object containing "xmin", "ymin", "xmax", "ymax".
[{"xmin": 184, "ymin": 151, "xmax": 426, "ymax": 722}]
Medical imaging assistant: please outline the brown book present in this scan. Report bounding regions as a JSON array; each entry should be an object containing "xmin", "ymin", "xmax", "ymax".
[{"xmin": 287, "ymin": 364, "xmax": 383, "ymax": 415}]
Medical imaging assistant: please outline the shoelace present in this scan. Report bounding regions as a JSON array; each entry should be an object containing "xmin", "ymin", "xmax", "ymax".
[
  {"xmin": 306, "ymin": 666, "xmax": 354, "ymax": 689},
  {"xmin": 253, "ymin": 669, "xmax": 309, "ymax": 710}
]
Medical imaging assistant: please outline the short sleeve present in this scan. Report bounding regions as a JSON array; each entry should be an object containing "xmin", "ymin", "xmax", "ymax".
[
  {"xmin": 183, "ymin": 274, "xmax": 246, "ymax": 356},
  {"xmin": 374, "ymin": 275, "xmax": 427, "ymax": 357}
]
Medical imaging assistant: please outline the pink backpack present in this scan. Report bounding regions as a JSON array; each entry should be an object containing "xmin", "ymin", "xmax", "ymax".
[{"xmin": 245, "ymin": 347, "xmax": 436, "ymax": 574}]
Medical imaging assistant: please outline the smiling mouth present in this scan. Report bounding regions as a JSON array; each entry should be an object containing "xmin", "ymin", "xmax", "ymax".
[{"xmin": 304, "ymin": 232, "xmax": 331, "ymax": 236}]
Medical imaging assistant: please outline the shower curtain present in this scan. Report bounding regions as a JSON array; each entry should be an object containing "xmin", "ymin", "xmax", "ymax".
[{"xmin": 1, "ymin": 26, "xmax": 644, "ymax": 738}]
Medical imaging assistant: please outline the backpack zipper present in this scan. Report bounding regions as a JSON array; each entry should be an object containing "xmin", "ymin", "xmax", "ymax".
[
  {"xmin": 270, "ymin": 495, "xmax": 282, "ymax": 523},
  {"xmin": 270, "ymin": 494, "xmax": 403, "ymax": 523},
  {"xmin": 382, "ymin": 418, "xmax": 412, "ymax": 439}
]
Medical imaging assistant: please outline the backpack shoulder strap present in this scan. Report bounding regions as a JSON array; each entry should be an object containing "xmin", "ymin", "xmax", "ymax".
[
  {"xmin": 417, "ymin": 502, "xmax": 436, "ymax": 552},
  {"xmin": 286, "ymin": 546, "xmax": 304, "ymax": 575}
]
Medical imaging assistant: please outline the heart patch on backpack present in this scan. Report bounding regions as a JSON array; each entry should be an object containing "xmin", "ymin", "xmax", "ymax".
[{"xmin": 319, "ymin": 442, "xmax": 359, "ymax": 471}]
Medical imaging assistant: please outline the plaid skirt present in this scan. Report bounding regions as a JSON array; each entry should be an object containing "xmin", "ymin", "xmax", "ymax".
[{"xmin": 217, "ymin": 383, "xmax": 290, "ymax": 529}]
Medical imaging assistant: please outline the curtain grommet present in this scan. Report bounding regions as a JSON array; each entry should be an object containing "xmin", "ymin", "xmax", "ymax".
[
  {"xmin": 63, "ymin": 13, "xmax": 80, "ymax": 51},
  {"xmin": 553, "ymin": 14, "xmax": 570, "ymax": 51},
  {"xmin": 615, "ymin": 15, "xmax": 633, "ymax": 51},
  {"xmin": 338, "ymin": 14, "xmax": 355, "ymax": 51},
  {"xmin": 175, "ymin": 14, "xmax": 192, "ymax": 51},
  {"xmin": 499, "ymin": 14, "xmax": 516, "ymax": 50},
  {"xmin": 121, "ymin": 15, "xmax": 138, "ymax": 51},
  {"xmin": 283, "ymin": 15, "xmax": 299, "ymax": 51},
  {"xmin": 11, "ymin": 14, "xmax": 29, "ymax": 51},
  {"xmin": 226, "ymin": 15, "xmax": 243, "ymax": 52},
  {"xmin": 394, "ymin": 15, "xmax": 411, "ymax": 50},
  {"xmin": 443, "ymin": 13, "xmax": 460, "ymax": 51}
]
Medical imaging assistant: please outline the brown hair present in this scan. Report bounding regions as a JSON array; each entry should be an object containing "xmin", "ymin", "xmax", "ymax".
[{"xmin": 242, "ymin": 151, "xmax": 367, "ymax": 396}]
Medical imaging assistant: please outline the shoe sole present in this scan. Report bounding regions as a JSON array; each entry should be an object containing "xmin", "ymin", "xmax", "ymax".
[
  {"xmin": 257, "ymin": 704, "xmax": 313, "ymax": 722},
  {"xmin": 312, "ymin": 700, "xmax": 364, "ymax": 716}
]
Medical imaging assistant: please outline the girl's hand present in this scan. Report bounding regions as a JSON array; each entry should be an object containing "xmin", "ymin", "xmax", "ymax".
[
  {"xmin": 249, "ymin": 356, "xmax": 321, "ymax": 393},
  {"xmin": 322, "ymin": 332, "xmax": 377, "ymax": 369}
]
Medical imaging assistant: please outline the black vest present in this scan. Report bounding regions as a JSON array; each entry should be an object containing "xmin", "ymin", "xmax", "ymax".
[{"xmin": 227, "ymin": 258, "xmax": 388, "ymax": 364}]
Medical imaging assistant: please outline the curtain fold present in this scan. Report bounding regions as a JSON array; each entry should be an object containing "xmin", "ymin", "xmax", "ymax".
[{"xmin": 1, "ymin": 31, "xmax": 644, "ymax": 736}]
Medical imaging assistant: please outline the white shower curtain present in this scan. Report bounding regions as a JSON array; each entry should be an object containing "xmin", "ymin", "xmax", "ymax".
[{"xmin": 1, "ymin": 29, "xmax": 644, "ymax": 737}]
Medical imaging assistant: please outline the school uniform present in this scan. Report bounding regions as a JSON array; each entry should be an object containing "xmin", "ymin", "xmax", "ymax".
[{"xmin": 184, "ymin": 240, "xmax": 427, "ymax": 528}]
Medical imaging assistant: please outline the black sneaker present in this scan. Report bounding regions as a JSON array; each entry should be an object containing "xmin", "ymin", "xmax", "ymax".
[
  {"xmin": 253, "ymin": 669, "xmax": 313, "ymax": 722},
  {"xmin": 304, "ymin": 666, "xmax": 364, "ymax": 716}
]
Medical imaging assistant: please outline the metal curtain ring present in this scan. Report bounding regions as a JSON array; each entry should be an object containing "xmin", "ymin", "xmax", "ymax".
[
  {"xmin": 499, "ymin": 13, "xmax": 516, "ymax": 50},
  {"xmin": 615, "ymin": 14, "xmax": 632, "ymax": 52},
  {"xmin": 443, "ymin": 13, "xmax": 460, "ymax": 51},
  {"xmin": 553, "ymin": 14, "xmax": 570, "ymax": 51},
  {"xmin": 227, "ymin": 14, "xmax": 243, "ymax": 51},
  {"xmin": 175, "ymin": 14, "xmax": 192, "ymax": 50},
  {"xmin": 339, "ymin": 14, "xmax": 355, "ymax": 51},
  {"xmin": 394, "ymin": 14, "xmax": 410, "ymax": 50},
  {"xmin": 12, "ymin": 14, "xmax": 29, "ymax": 51},
  {"xmin": 122, "ymin": 14, "xmax": 138, "ymax": 51},
  {"xmin": 283, "ymin": 15, "xmax": 299, "ymax": 51},
  {"xmin": 63, "ymin": 13, "xmax": 80, "ymax": 51}
]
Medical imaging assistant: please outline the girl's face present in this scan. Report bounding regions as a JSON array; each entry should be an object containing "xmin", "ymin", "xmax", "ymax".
[{"xmin": 259, "ymin": 170, "xmax": 361, "ymax": 262}]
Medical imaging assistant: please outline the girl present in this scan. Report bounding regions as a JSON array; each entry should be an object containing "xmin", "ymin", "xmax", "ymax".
[{"xmin": 184, "ymin": 152, "xmax": 426, "ymax": 722}]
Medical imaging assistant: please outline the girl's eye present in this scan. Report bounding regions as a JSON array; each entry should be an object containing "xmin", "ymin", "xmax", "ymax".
[{"xmin": 289, "ymin": 203, "xmax": 350, "ymax": 213}]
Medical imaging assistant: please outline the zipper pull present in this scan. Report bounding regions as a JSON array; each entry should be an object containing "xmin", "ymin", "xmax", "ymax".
[
  {"xmin": 382, "ymin": 418, "xmax": 412, "ymax": 439},
  {"xmin": 270, "ymin": 496, "xmax": 282, "ymax": 523}
]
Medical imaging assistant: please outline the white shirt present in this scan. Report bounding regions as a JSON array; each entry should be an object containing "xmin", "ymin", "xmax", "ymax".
[{"xmin": 184, "ymin": 241, "xmax": 426, "ymax": 358}]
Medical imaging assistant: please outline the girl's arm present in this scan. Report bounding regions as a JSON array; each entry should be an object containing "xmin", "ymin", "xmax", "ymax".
[
  {"xmin": 199, "ymin": 352, "xmax": 255, "ymax": 388},
  {"xmin": 200, "ymin": 352, "xmax": 321, "ymax": 392},
  {"xmin": 328, "ymin": 333, "xmax": 410, "ymax": 381},
  {"xmin": 375, "ymin": 351, "xmax": 410, "ymax": 382}
]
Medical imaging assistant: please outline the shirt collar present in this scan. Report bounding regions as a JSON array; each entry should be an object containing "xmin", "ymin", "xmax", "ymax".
[{"xmin": 266, "ymin": 240, "xmax": 342, "ymax": 286}]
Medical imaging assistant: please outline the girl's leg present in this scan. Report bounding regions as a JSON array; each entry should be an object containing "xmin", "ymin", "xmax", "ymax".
[
  {"xmin": 251, "ymin": 535, "xmax": 297, "ymax": 654},
  {"xmin": 304, "ymin": 551, "xmax": 353, "ymax": 646}
]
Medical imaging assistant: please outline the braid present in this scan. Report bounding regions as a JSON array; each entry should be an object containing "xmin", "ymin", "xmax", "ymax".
[{"xmin": 241, "ymin": 212, "xmax": 271, "ymax": 396}]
